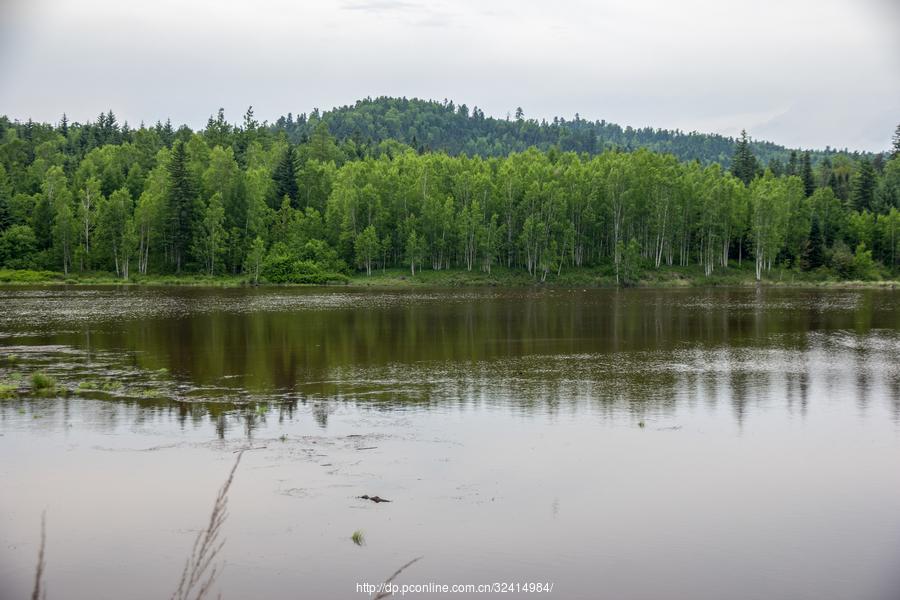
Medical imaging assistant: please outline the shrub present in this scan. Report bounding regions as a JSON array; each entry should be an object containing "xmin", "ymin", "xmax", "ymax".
[
  {"xmin": 0, "ymin": 225, "xmax": 38, "ymax": 269},
  {"xmin": 852, "ymin": 243, "xmax": 880, "ymax": 281},
  {"xmin": 262, "ymin": 242, "xmax": 349, "ymax": 284}
]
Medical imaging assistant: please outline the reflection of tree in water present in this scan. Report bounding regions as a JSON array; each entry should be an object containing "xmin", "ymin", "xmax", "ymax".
[
  {"xmin": 2, "ymin": 288, "xmax": 900, "ymax": 436},
  {"xmin": 889, "ymin": 373, "xmax": 900, "ymax": 423},
  {"xmin": 729, "ymin": 370, "xmax": 751, "ymax": 429},
  {"xmin": 311, "ymin": 402, "xmax": 330, "ymax": 428}
]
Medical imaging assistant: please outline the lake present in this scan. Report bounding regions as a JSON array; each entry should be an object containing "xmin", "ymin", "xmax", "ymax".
[{"xmin": 1, "ymin": 286, "xmax": 899, "ymax": 600}]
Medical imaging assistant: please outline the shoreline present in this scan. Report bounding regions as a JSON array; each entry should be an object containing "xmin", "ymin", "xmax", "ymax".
[{"xmin": 1, "ymin": 268, "xmax": 897, "ymax": 290}]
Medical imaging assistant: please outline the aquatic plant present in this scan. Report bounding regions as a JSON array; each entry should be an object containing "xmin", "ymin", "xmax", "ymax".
[
  {"xmin": 30, "ymin": 372, "xmax": 56, "ymax": 392},
  {"xmin": 351, "ymin": 530, "xmax": 365, "ymax": 546},
  {"xmin": 638, "ymin": 420, "xmax": 646, "ymax": 428},
  {"xmin": 0, "ymin": 383, "xmax": 17, "ymax": 398}
]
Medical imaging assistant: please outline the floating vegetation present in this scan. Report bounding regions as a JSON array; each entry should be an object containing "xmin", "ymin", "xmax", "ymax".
[
  {"xmin": 30, "ymin": 372, "xmax": 56, "ymax": 392},
  {"xmin": 0, "ymin": 383, "xmax": 17, "ymax": 398},
  {"xmin": 351, "ymin": 530, "xmax": 365, "ymax": 546},
  {"xmin": 638, "ymin": 420, "xmax": 646, "ymax": 428},
  {"xmin": 77, "ymin": 379, "xmax": 124, "ymax": 393}
]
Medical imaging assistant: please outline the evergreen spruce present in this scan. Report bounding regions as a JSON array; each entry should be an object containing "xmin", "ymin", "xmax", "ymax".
[
  {"xmin": 852, "ymin": 159, "xmax": 876, "ymax": 211},
  {"xmin": 786, "ymin": 151, "xmax": 798, "ymax": 176},
  {"xmin": 807, "ymin": 214, "xmax": 824, "ymax": 269},
  {"xmin": 892, "ymin": 123, "xmax": 900, "ymax": 158},
  {"xmin": 272, "ymin": 144, "xmax": 299, "ymax": 207},
  {"xmin": 730, "ymin": 130, "xmax": 759, "ymax": 185},
  {"xmin": 167, "ymin": 141, "xmax": 196, "ymax": 272},
  {"xmin": 801, "ymin": 151, "xmax": 815, "ymax": 197}
]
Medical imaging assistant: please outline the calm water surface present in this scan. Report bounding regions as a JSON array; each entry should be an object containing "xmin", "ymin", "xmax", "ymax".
[{"xmin": 1, "ymin": 286, "xmax": 899, "ymax": 599}]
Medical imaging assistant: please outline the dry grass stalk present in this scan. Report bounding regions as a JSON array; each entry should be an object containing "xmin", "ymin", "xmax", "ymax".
[
  {"xmin": 171, "ymin": 451, "xmax": 243, "ymax": 600},
  {"xmin": 372, "ymin": 556, "xmax": 423, "ymax": 600},
  {"xmin": 31, "ymin": 511, "xmax": 46, "ymax": 600}
]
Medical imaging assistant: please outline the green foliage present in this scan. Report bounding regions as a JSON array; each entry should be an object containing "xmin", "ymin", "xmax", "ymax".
[
  {"xmin": 801, "ymin": 151, "xmax": 815, "ymax": 197},
  {"xmin": 852, "ymin": 159, "xmax": 876, "ymax": 211},
  {"xmin": 351, "ymin": 530, "xmax": 365, "ymax": 546},
  {"xmin": 355, "ymin": 224, "xmax": 379, "ymax": 276},
  {"xmin": 272, "ymin": 144, "xmax": 298, "ymax": 206},
  {"xmin": 405, "ymin": 229, "xmax": 426, "ymax": 275},
  {"xmin": 167, "ymin": 140, "xmax": 196, "ymax": 272},
  {"xmin": 0, "ymin": 106, "xmax": 895, "ymax": 286},
  {"xmin": 805, "ymin": 214, "xmax": 825, "ymax": 270},
  {"xmin": 245, "ymin": 236, "xmax": 266, "ymax": 283},
  {"xmin": 731, "ymin": 130, "xmax": 760, "ymax": 185},
  {"xmin": 30, "ymin": 371, "xmax": 56, "ymax": 392},
  {"xmin": 892, "ymin": 123, "xmax": 900, "ymax": 159},
  {"xmin": 0, "ymin": 268, "xmax": 63, "ymax": 282},
  {"xmin": 621, "ymin": 238, "xmax": 642, "ymax": 286},
  {"xmin": 0, "ymin": 224, "xmax": 38, "ymax": 268},
  {"xmin": 192, "ymin": 192, "xmax": 227, "ymax": 275},
  {"xmin": 260, "ymin": 241, "xmax": 347, "ymax": 284},
  {"xmin": 271, "ymin": 97, "xmax": 864, "ymax": 167},
  {"xmin": 852, "ymin": 243, "xmax": 879, "ymax": 280}
]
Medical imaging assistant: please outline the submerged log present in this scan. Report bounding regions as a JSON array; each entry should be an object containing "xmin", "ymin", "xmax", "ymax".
[{"xmin": 359, "ymin": 495, "xmax": 391, "ymax": 503}]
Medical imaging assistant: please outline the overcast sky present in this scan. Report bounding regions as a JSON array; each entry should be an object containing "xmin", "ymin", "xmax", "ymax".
[{"xmin": 1, "ymin": 0, "xmax": 898, "ymax": 152}]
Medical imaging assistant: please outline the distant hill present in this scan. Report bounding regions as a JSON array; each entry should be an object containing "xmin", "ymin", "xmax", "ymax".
[{"xmin": 270, "ymin": 97, "xmax": 873, "ymax": 167}]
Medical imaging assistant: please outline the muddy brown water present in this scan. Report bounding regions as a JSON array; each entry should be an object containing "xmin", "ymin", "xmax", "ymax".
[{"xmin": 1, "ymin": 286, "xmax": 899, "ymax": 599}]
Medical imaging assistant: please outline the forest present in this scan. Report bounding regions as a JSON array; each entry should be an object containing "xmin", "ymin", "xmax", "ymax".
[
  {"xmin": 271, "ymin": 97, "xmax": 875, "ymax": 166},
  {"xmin": 0, "ymin": 100, "xmax": 899, "ymax": 285}
]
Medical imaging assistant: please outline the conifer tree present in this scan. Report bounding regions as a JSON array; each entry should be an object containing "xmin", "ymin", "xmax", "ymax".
[
  {"xmin": 807, "ymin": 214, "xmax": 824, "ymax": 269},
  {"xmin": 272, "ymin": 144, "xmax": 298, "ymax": 207},
  {"xmin": 852, "ymin": 159, "xmax": 876, "ymax": 212},
  {"xmin": 801, "ymin": 151, "xmax": 815, "ymax": 197},
  {"xmin": 892, "ymin": 123, "xmax": 900, "ymax": 158},
  {"xmin": 167, "ymin": 141, "xmax": 196, "ymax": 272},
  {"xmin": 786, "ymin": 151, "xmax": 799, "ymax": 176},
  {"xmin": 731, "ymin": 130, "xmax": 759, "ymax": 185}
]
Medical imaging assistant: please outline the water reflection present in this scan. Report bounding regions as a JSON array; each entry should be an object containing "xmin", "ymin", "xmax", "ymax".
[{"xmin": 1, "ymin": 287, "xmax": 899, "ymax": 436}]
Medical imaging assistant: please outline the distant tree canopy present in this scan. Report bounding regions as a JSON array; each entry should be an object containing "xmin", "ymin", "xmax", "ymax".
[
  {"xmin": 0, "ymin": 104, "xmax": 898, "ymax": 283},
  {"xmin": 271, "ymin": 97, "xmax": 876, "ymax": 167}
]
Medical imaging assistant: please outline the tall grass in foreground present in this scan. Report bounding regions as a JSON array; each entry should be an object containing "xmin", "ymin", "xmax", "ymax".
[
  {"xmin": 30, "ymin": 449, "xmax": 420, "ymax": 599},
  {"xmin": 31, "ymin": 512, "xmax": 46, "ymax": 600},
  {"xmin": 171, "ymin": 451, "xmax": 243, "ymax": 600}
]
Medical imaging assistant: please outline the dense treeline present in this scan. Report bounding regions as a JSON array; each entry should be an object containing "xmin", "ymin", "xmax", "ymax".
[
  {"xmin": 0, "ymin": 107, "xmax": 898, "ymax": 284},
  {"xmin": 272, "ymin": 97, "xmax": 875, "ymax": 167}
]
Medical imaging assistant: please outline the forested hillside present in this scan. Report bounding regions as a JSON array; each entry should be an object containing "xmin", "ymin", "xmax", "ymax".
[
  {"xmin": 272, "ymin": 97, "xmax": 874, "ymax": 167},
  {"xmin": 0, "ymin": 106, "xmax": 898, "ymax": 285}
]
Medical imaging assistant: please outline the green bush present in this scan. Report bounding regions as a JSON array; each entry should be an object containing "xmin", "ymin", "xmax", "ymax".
[
  {"xmin": 0, "ymin": 269, "xmax": 64, "ymax": 283},
  {"xmin": 828, "ymin": 241, "xmax": 855, "ymax": 279},
  {"xmin": 852, "ymin": 243, "xmax": 880, "ymax": 281},
  {"xmin": 0, "ymin": 225, "xmax": 39, "ymax": 269},
  {"xmin": 261, "ymin": 243, "xmax": 348, "ymax": 284}
]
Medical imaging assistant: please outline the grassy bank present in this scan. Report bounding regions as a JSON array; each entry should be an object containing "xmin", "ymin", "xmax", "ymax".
[{"xmin": 1, "ymin": 266, "xmax": 897, "ymax": 289}]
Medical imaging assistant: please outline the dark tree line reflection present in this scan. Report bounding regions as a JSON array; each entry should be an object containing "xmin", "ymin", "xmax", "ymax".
[{"xmin": 1, "ymin": 287, "xmax": 899, "ymax": 436}]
